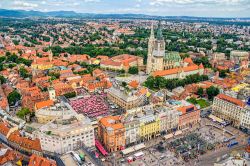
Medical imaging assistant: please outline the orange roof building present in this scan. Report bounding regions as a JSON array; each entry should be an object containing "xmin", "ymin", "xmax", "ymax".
[
  {"xmin": 53, "ymin": 82, "xmax": 75, "ymax": 96},
  {"xmin": 28, "ymin": 154, "xmax": 56, "ymax": 166},
  {"xmin": 0, "ymin": 86, "xmax": 8, "ymax": 111},
  {"xmin": 35, "ymin": 100, "xmax": 54, "ymax": 110},
  {"xmin": 216, "ymin": 94, "xmax": 246, "ymax": 107},
  {"xmin": 100, "ymin": 54, "xmax": 143, "ymax": 71},
  {"xmin": 8, "ymin": 131, "xmax": 42, "ymax": 155},
  {"xmin": 0, "ymin": 122, "xmax": 10, "ymax": 141},
  {"xmin": 68, "ymin": 54, "xmax": 90, "ymax": 63},
  {"xmin": 98, "ymin": 116, "xmax": 125, "ymax": 152},
  {"xmin": 177, "ymin": 104, "xmax": 200, "ymax": 130},
  {"xmin": 128, "ymin": 80, "xmax": 139, "ymax": 89},
  {"xmin": 0, "ymin": 145, "xmax": 22, "ymax": 166},
  {"xmin": 153, "ymin": 63, "xmax": 204, "ymax": 79},
  {"xmin": 212, "ymin": 93, "xmax": 247, "ymax": 128}
]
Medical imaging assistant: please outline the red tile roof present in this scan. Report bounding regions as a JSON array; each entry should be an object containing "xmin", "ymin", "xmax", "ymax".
[
  {"xmin": 0, "ymin": 147, "xmax": 21, "ymax": 165},
  {"xmin": 128, "ymin": 80, "xmax": 139, "ymax": 89},
  {"xmin": 216, "ymin": 94, "xmax": 246, "ymax": 107},
  {"xmin": 99, "ymin": 116, "xmax": 124, "ymax": 130},
  {"xmin": 0, "ymin": 122, "xmax": 10, "ymax": 136},
  {"xmin": 28, "ymin": 154, "xmax": 56, "ymax": 166},
  {"xmin": 153, "ymin": 64, "xmax": 202, "ymax": 77},
  {"xmin": 8, "ymin": 131, "xmax": 42, "ymax": 152},
  {"xmin": 35, "ymin": 100, "xmax": 54, "ymax": 110},
  {"xmin": 177, "ymin": 105, "xmax": 198, "ymax": 114}
]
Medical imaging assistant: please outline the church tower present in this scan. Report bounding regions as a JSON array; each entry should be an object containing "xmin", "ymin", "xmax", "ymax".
[
  {"xmin": 146, "ymin": 23, "xmax": 155, "ymax": 74},
  {"xmin": 146, "ymin": 21, "xmax": 165, "ymax": 74},
  {"xmin": 49, "ymin": 49, "xmax": 53, "ymax": 62}
]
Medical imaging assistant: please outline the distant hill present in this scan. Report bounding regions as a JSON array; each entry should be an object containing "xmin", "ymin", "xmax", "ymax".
[
  {"xmin": 0, "ymin": 9, "xmax": 249, "ymax": 21},
  {"xmin": 0, "ymin": 9, "xmax": 81, "ymax": 17}
]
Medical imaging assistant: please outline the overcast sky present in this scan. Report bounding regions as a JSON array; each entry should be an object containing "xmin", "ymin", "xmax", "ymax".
[{"xmin": 0, "ymin": 0, "xmax": 250, "ymax": 17}]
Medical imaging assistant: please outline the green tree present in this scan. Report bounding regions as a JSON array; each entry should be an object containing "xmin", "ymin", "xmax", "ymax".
[
  {"xmin": 180, "ymin": 53, "xmax": 190, "ymax": 59},
  {"xmin": 122, "ymin": 81, "xmax": 127, "ymax": 87},
  {"xmin": 0, "ymin": 64, "xmax": 3, "ymax": 71},
  {"xmin": 144, "ymin": 74, "xmax": 209, "ymax": 90},
  {"xmin": 48, "ymin": 72, "xmax": 60, "ymax": 79},
  {"xmin": 0, "ymin": 56, "xmax": 6, "ymax": 63},
  {"xmin": 0, "ymin": 75, "xmax": 6, "ymax": 84},
  {"xmin": 193, "ymin": 57, "xmax": 211, "ymax": 68},
  {"xmin": 16, "ymin": 108, "xmax": 31, "ymax": 121},
  {"xmin": 128, "ymin": 66, "xmax": 139, "ymax": 74},
  {"xmin": 197, "ymin": 87, "xmax": 204, "ymax": 97},
  {"xmin": 219, "ymin": 70, "xmax": 229, "ymax": 78},
  {"xmin": 119, "ymin": 69, "xmax": 125, "ymax": 74},
  {"xmin": 7, "ymin": 54, "xmax": 18, "ymax": 63},
  {"xmin": 17, "ymin": 58, "xmax": 32, "ymax": 66},
  {"xmin": 187, "ymin": 97, "xmax": 198, "ymax": 105},
  {"xmin": 19, "ymin": 67, "xmax": 29, "ymax": 78},
  {"xmin": 206, "ymin": 86, "xmax": 220, "ymax": 100},
  {"xmin": 7, "ymin": 90, "xmax": 21, "ymax": 106},
  {"xmin": 64, "ymin": 92, "xmax": 76, "ymax": 98}
]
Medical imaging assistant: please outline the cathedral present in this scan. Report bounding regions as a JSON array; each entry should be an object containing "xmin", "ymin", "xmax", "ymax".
[
  {"xmin": 146, "ymin": 22, "xmax": 204, "ymax": 79},
  {"xmin": 146, "ymin": 22, "xmax": 182, "ymax": 74}
]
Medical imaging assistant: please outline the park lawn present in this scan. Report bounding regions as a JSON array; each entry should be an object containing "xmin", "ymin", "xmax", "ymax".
[
  {"xmin": 117, "ymin": 73, "xmax": 131, "ymax": 77},
  {"xmin": 187, "ymin": 98, "xmax": 210, "ymax": 109},
  {"xmin": 196, "ymin": 99, "xmax": 210, "ymax": 108}
]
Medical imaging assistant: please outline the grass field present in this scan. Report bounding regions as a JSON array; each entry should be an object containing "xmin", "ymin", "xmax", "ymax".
[{"xmin": 187, "ymin": 98, "xmax": 210, "ymax": 108}]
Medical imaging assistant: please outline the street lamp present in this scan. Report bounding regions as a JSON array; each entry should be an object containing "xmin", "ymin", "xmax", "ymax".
[{"xmin": 113, "ymin": 153, "xmax": 116, "ymax": 166}]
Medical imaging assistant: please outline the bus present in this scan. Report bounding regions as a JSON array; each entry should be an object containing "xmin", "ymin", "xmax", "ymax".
[
  {"xmin": 223, "ymin": 136, "xmax": 236, "ymax": 143},
  {"xmin": 69, "ymin": 151, "xmax": 83, "ymax": 165},
  {"xmin": 227, "ymin": 140, "xmax": 238, "ymax": 148},
  {"xmin": 133, "ymin": 151, "xmax": 144, "ymax": 159}
]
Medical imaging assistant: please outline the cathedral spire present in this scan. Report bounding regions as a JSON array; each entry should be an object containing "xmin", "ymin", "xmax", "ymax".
[
  {"xmin": 49, "ymin": 49, "xmax": 53, "ymax": 62},
  {"xmin": 150, "ymin": 23, "xmax": 154, "ymax": 39},
  {"xmin": 156, "ymin": 21, "xmax": 163, "ymax": 40}
]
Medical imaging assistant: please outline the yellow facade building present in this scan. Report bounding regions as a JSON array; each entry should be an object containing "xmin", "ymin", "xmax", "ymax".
[
  {"xmin": 31, "ymin": 62, "xmax": 53, "ymax": 70},
  {"xmin": 138, "ymin": 113, "xmax": 160, "ymax": 141},
  {"xmin": 231, "ymin": 83, "xmax": 249, "ymax": 92}
]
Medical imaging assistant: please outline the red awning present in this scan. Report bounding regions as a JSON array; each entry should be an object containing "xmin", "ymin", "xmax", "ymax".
[{"xmin": 95, "ymin": 139, "xmax": 108, "ymax": 156}]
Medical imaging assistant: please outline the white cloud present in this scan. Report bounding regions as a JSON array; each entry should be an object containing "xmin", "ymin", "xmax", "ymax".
[
  {"xmin": 13, "ymin": 0, "xmax": 38, "ymax": 9},
  {"xmin": 41, "ymin": 1, "xmax": 47, "ymax": 5},
  {"xmin": 83, "ymin": 0, "xmax": 100, "ymax": 2},
  {"xmin": 72, "ymin": 2, "xmax": 80, "ymax": 6},
  {"xmin": 150, "ymin": 0, "xmax": 245, "ymax": 6},
  {"xmin": 135, "ymin": 4, "xmax": 141, "ymax": 8}
]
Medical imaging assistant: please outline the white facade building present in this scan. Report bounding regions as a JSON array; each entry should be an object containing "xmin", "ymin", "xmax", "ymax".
[
  {"xmin": 123, "ymin": 116, "xmax": 140, "ymax": 146},
  {"xmin": 212, "ymin": 94, "xmax": 247, "ymax": 128},
  {"xmin": 156, "ymin": 106, "xmax": 180, "ymax": 133},
  {"xmin": 240, "ymin": 106, "xmax": 250, "ymax": 131},
  {"xmin": 35, "ymin": 115, "xmax": 94, "ymax": 154}
]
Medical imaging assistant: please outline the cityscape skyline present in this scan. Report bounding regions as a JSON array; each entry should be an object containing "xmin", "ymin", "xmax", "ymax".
[{"xmin": 0, "ymin": 0, "xmax": 250, "ymax": 18}]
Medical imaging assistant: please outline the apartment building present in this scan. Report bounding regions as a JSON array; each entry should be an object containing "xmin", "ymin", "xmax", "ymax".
[
  {"xmin": 98, "ymin": 116, "xmax": 125, "ymax": 152},
  {"xmin": 230, "ymin": 50, "xmax": 249, "ymax": 64},
  {"xmin": 107, "ymin": 86, "xmax": 147, "ymax": 110},
  {"xmin": 138, "ymin": 110, "xmax": 161, "ymax": 141},
  {"xmin": 240, "ymin": 105, "xmax": 250, "ymax": 132},
  {"xmin": 156, "ymin": 106, "xmax": 180, "ymax": 133},
  {"xmin": 35, "ymin": 99, "xmax": 77, "ymax": 124},
  {"xmin": 35, "ymin": 115, "xmax": 94, "ymax": 154},
  {"xmin": 212, "ymin": 94, "xmax": 246, "ymax": 128},
  {"xmin": 177, "ymin": 104, "xmax": 200, "ymax": 130},
  {"xmin": 123, "ymin": 115, "xmax": 140, "ymax": 146}
]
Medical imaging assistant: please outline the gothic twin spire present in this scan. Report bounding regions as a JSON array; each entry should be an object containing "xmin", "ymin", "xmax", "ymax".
[{"xmin": 150, "ymin": 21, "xmax": 164, "ymax": 41}]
